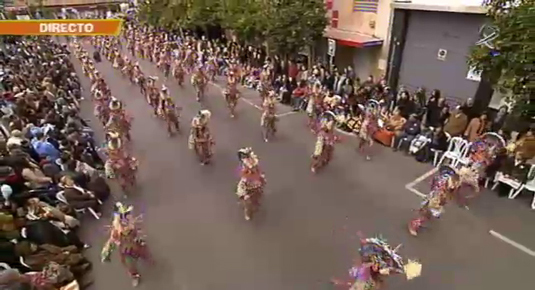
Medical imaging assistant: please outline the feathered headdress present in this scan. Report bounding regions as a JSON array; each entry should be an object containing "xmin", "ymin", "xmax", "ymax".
[
  {"xmin": 107, "ymin": 131, "xmax": 122, "ymax": 150},
  {"xmin": 109, "ymin": 97, "xmax": 122, "ymax": 111},
  {"xmin": 237, "ymin": 147, "xmax": 259, "ymax": 169},
  {"xmin": 191, "ymin": 110, "xmax": 211, "ymax": 127},
  {"xmin": 319, "ymin": 110, "xmax": 336, "ymax": 130}
]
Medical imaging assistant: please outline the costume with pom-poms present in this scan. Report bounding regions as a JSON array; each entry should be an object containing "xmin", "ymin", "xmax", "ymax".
[
  {"xmin": 103, "ymin": 132, "xmax": 138, "ymax": 193},
  {"xmin": 188, "ymin": 110, "xmax": 214, "ymax": 164},
  {"xmin": 101, "ymin": 202, "xmax": 150, "ymax": 287},
  {"xmin": 333, "ymin": 235, "xmax": 422, "ymax": 290},
  {"xmin": 236, "ymin": 148, "xmax": 266, "ymax": 220},
  {"xmin": 408, "ymin": 165, "xmax": 461, "ymax": 236},
  {"xmin": 311, "ymin": 111, "xmax": 338, "ymax": 173}
]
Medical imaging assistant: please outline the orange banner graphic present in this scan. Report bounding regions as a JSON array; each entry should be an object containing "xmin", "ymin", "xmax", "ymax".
[{"xmin": 0, "ymin": 19, "xmax": 123, "ymax": 36}]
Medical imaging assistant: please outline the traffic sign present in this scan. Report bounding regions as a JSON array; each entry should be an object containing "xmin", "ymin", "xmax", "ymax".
[{"xmin": 327, "ymin": 38, "xmax": 336, "ymax": 57}]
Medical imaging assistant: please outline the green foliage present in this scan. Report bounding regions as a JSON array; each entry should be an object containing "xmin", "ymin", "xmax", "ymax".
[
  {"xmin": 468, "ymin": 0, "xmax": 535, "ymax": 115},
  {"xmin": 139, "ymin": 0, "xmax": 327, "ymax": 56}
]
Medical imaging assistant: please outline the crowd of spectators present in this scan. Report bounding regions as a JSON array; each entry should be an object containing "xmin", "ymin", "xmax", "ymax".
[
  {"xmin": 222, "ymin": 39, "xmax": 534, "ymax": 199},
  {"xmin": 0, "ymin": 38, "xmax": 110, "ymax": 289}
]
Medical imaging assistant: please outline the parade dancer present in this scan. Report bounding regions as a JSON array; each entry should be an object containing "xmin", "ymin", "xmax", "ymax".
[
  {"xmin": 224, "ymin": 71, "xmax": 240, "ymax": 118},
  {"xmin": 188, "ymin": 110, "xmax": 214, "ymax": 165},
  {"xmin": 236, "ymin": 148, "xmax": 266, "ymax": 221},
  {"xmin": 103, "ymin": 132, "xmax": 138, "ymax": 194},
  {"xmin": 311, "ymin": 111, "xmax": 338, "ymax": 173},
  {"xmin": 306, "ymin": 83, "xmax": 325, "ymax": 133},
  {"xmin": 333, "ymin": 235, "xmax": 422, "ymax": 290},
  {"xmin": 106, "ymin": 98, "xmax": 132, "ymax": 142},
  {"xmin": 160, "ymin": 86, "xmax": 181, "ymax": 136},
  {"xmin": 261, "ymin": 91, "xmax": 278, "ymax": 142},
  {"xmin": 146, "ymin": 76, "xmax": 160, "ymax": 115},
  {"xmin": 101, "ymin": 202, "xmax": 151, "ymax": 287},
  {"xmin": 93, "ymin": 90, "xmax": 110, "ymax": 125},
  {"xmin": 191, "ymin": 66, "xmax": 207, "ymax": 102},
  {"xmin": 172, "ymin": 59, "xmax": 185, "ymax": 86},
  {"xmin": 408, "ymin": 165, "xmax": 461, "ymax": 236},
  {"xmin": 358, "ymin": 104, "xmax": 379, "ymax": 161}
]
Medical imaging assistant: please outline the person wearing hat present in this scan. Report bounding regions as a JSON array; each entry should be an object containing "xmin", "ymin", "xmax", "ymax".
[
  {"xmin": 236, "ymin": 148, "xmax": 266, "ymax": 220},
  {"xmin": 101, "ymin": 202, "xmax": 151, "ymax": 287},
  {"xmin": 106, "ymin": 98, "xmax": 131, "ymax": 141},
  {"xmin": 408, "ymin": 166, "xmax": 461, "ymax": 236},
  {"xmin": 191, "ymin": 67, "xmax": 207, "ymax": 102},
  {"xmin": 311, "ymin": 111, "xmax": 338, "ymax": 173},
  {"xmin": 104, "ymin": 131, "xmax": 138, "ymax": 194},
  {"xmin": 224, "ymin": 73, "xmax": 240, "ymax": 118},
  {"xmin": 159, "ymin": 86, "xmax": 181, "ymax": 136},
  {"xmin": 188, "ymin": 110, "xmax": 214, "ymax": 165},
  {"xmin": 172, "ymin": 58, "xmax": 185, "ymax": 86},
  {"xmin": 146, "ymin": 77, "xmax": 160, "ymax": 116},
  {"xmin": 261, "ymin": 91, "xmax": 277, "ymax": 142}
]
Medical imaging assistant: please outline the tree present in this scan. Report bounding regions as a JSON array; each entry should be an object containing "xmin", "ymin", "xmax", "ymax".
[
  {"xmin": 468, "ymin": 0, "xmax": 535, "ymax": 116},
  {"xmin": 263, "ymin": 0, "xmax": 327, "ymax": 57}
]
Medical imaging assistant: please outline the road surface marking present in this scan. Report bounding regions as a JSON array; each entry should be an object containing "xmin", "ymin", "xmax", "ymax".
[
  {"xmin": 275, "ymin": 111, "xmax": 298, "ymax": 118},
  {"xmin": 489, "ymin": 230, "xmax": 535, "ymax": 257},
  {"xmin": 404, "ymin": 167, "xmax": 438, "ymax": 198},
  {"xmin": 209, "ymin": 82, "xmax": 263, "ymax": 111}
]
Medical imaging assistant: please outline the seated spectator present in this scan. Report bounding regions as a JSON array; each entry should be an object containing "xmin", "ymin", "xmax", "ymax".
[
  {"xmin": 464, "ymin": 113, "xmax": 488, "ymax": 142},
  {"xmin": 393, "ymin": 114, "xmax": 421, "ymax": 151},
  {"xmin": 496, "ymin": 151, "xmax": 530, "ymax": 197},
  {"xmin": 515, "ymin": 127, "xmax": 535, "ymax": 160},
  {"xmin": 59, "ymin": 175, "xmax": 100, "ymax": 213},
  {"xmin": 374, "ymin": 107, "xmax": 406, "ymax": 147},
  {"xmin": 291, "ymin": 80, "xmax": 308, "ymax": 111},
  {"xmin": 31, "ymin": 131, "xmax": 61, "ymax": 162},
  {"xmin": 14, "ymin": 241, "xmax": 91, "ymax": 276},
  {"xmin": 460, "ymin": 97, "xmax": 477, "ymax": 120},
  {"xmin": 444, "ymin": 106, "xmax": 468, "ymax": 137},
  {"xmin": 414, "ymin": 127, "xmax": 449, "ymax": 163},
  {"xmin": 7, "ymin": 130, "xmax": 24, "ymax": 147},
  {"xmin": 10, "ymin": 156, "xmax": 52, "ymax": 190},
  {"xmin": 25, "ymin": 197, "xmax": 79, "ymax": 229}
]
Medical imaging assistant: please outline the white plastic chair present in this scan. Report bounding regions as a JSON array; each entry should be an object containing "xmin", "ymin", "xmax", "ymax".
[
  {"xmin": 56, "ymin": 191, "xmax": 100, "ymax": 220},
  {"xmin": 507, "ymin": 164, "xmax": 535, "ymax": 210},
  {"xmin": 491, "ymin": 171, "xmax": 524, "ymax": 197},
  {"xmin": 437, "ymin": 137, "xmax": 470, "ymax": 168},
  {"xmin": 0, "ymin": 262, "xmax": 11, "ymax": 271}
]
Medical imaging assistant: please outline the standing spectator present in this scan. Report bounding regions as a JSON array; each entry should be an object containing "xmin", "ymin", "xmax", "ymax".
[
  {"xmin": 490, "ymin": 105, "xmax": 509, "ymax": 132},
  {"xmin": 397, "ymin": 91, "xmax": 416, "ymax": 119},
  {"xmin": 444, "ymin": 106, "xmax": 468, "ymax": 137},
  {"xmin": 460, "ymin": 97, "xmax": 477, "ymax": 120},
  {"xmin": 464, "ymin": 113, "xmax": 488, "ymax": 142},
  {"xmin": 424, "ymin": 90, "xmax": 443, "ymax": 127}
]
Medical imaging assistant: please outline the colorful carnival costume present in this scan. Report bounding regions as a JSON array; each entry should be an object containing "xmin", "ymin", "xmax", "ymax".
[
  {"xmin": 106, "ymin": 98, "xmax": 132, "ymax": 141},
  {"xmin": 191, "ymin": 68, "xmax": 207, "ymax": 101},
  {"xmin": 408, "ymin": 165, "xmax": 461, "ymax": 236},
  {"xmin": 334, "ymin": 235, "xmax": 422, "ymax": 290},
  {"xmin": 358, "ymin": 106, "xmax": 379, "ymax": 161},
  {"xmin": 311, "ymin": 111, "xmax": 338, "ymax": 173},
  {"xmin": 160, "ymin": 86, "xmax": 181, "ymax": 136},
  {"xmin": 224, "ymin": 72, "xmax": 240, "ymax": 117},
  {"xmin": 103, "ymin": 132, "xmax": 138, "ymax": 193},
  {"xmin": 236, "ymin": 148, "xmax": 266, "ymax": 220},
  {"xmin": 261, "ymin": 92, "xmax": 278, "ymax": 142},
  {"xmin": 188, "ymin": 110, "xmax": 214, "ymax": 165},
  {"xmin": 457, "ymin": 133, "xmax": 505, "ymax": 194},
  {"xmin": 101, "ymin": 202, "xmax": 151, "ymax": 287}
]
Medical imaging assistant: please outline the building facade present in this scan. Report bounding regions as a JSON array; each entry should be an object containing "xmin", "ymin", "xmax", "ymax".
[
  {"xmin": 386, "ymin": 0, "xmax": 495, "ymax": 109},
  {"xmin": 321, "ymin": 0, "xmax": 392, "ymax": 80}
]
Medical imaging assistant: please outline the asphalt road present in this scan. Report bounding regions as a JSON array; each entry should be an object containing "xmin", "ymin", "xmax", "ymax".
[{"xmin": 71, "ymin": 42, "xmax": 535, "ymax": 290}]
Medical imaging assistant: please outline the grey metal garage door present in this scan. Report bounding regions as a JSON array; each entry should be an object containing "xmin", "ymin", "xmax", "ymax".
[{"xmin": 398, "ymin": 10, "xmax": 486, "ymax": 104}]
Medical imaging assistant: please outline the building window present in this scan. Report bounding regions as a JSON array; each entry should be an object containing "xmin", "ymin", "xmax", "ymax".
[{"xmin": 326, "ymin": 0, "xmax": 333, "ymax": 10}]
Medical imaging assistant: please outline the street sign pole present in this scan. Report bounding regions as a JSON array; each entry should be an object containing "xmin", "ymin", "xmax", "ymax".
[{"xmin": 327, "ymin": 38, "xmax": 336, "ymax": 71}]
